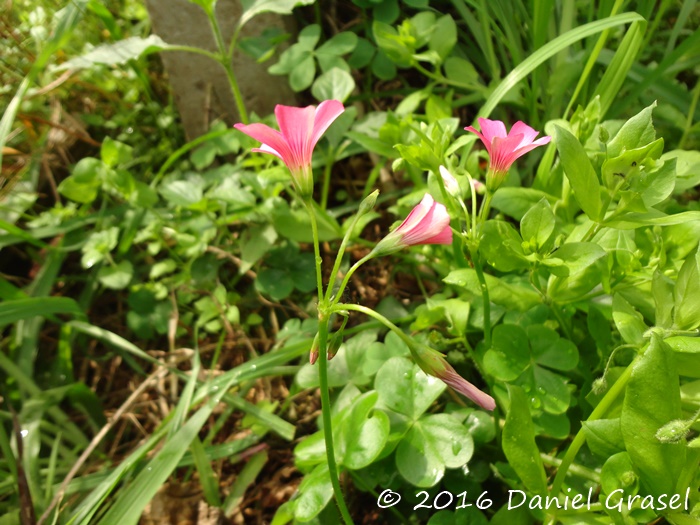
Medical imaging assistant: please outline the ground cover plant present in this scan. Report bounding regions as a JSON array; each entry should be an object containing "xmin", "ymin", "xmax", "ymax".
[{"xmin": 1, "ymin": 0, "xmax": 700, "ymax": 524}]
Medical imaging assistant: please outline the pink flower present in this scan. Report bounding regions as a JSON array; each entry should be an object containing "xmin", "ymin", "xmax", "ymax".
[
  {"xmin": 372, "ymin": 194, "xmax": 452, "ymax": 256},
  {"xmin": 465, "ymin": 118, "xmax": 551, "ymax": 191},
  {"xmin": 412, "ymin": 344, "xmax": 496, "ymax": 411},
  {"xmin": 234, "ymin": 100, "xmax": 345, "ymax": 197},
  {"xmin": 439, "ymin": 165, "xmax": 460, "ymax": 197}
]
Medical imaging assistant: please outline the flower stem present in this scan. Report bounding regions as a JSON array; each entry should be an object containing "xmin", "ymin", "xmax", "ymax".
[
  {"xmin": 469, "ymin": 246, "xmax": 492, "ymax": 348},
  {"xmin": 305, "ymin": 203, "xmax": 354, "ymax": 525},
  {"xmin": 332, "ymin": 303, "xmax": 415, "ymax": 348},
  {"xmin": 330, "ymin": 254, "xmax": 373, "ymax": 307},
  {"xmin": 316, "ymin": 316, "xmax": 354, "ymax": 525},
  {"xmin": 204, "ymin": 6, "xmax": 249, "ymax": 124}
]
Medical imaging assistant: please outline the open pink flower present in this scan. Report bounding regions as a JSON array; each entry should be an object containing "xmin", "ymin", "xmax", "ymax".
[
  {"xmin": 372, "ymin": 194, "xmax": 452, "ymax": 256},
  {"xmin": 413, "ymin": 344, "xmax": 496, "ymax": 411},
  {"xmin": 465, "ymin": 118, "xmax": 550, "ymax": 191},
  {"xmin": 234, "ymin": 100, "xmax": 344, "ymax": 197}
]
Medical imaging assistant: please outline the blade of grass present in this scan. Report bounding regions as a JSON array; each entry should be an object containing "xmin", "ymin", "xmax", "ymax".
[
  {"xmin": 591, "ymin": 20, "xmax": 646, "ymax": 116},
  {"xmin": 478, "ymin": 12, "xmax": 645, "ymax": 119},
  {"xmin": 0, "ymin": 298, "xmax": 84, "ymax": 327},
  {"xmin": 666, "ymin": 0, "xmax": 697, "ymax": 56},
  {"xmin": 94, "ymin": 373, "xmax": 242, "ymax": 525},
  {"xmin": 223, "ymin": 450, "xmax": 268, "ymax": 517},
  {"xmin": 190, "ymin": 437, "xmax": 222, "ymax": 507}
]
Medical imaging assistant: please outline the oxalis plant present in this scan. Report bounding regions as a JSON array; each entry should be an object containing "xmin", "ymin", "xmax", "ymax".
[{"xmin": 236, "ymin": 98, "xmax": 700, "ymax": 525}]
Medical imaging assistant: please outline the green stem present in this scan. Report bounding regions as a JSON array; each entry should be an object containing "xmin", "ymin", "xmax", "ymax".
[
  {"xmin": 306, "ymin": 202, "xmax": 325, "ymax": 302},
  {"xmin": 470, "ymin": 247, "xmax": 492, "ymax": 348},
  {"xmin": 331, "ymin": 303, "xmax": 415, "ymax": 350},
  {"xmin": 331, "ymin": 254, "xmax": 374, "ymax": 306},
  {"xmin": 321, "ymin": 148, "xmax": 335, "ymax": 211},
  {"xmin": 305, "ymin": 204, "xmax": 353, "ymax": 525},
  {"xmin": 324, "ymin": 216, "xmax": 364, "ymax": 305},
  {"xmin": 204, "ymin": 7, "xmax": 249, "ymax": 124},
  {"xmin": 316, "ymin": 317, "xmax": 354, "ymax": 525},
  {"xmin": 546, "ymin": 358, "xmax": 636, "ymax": 523}
]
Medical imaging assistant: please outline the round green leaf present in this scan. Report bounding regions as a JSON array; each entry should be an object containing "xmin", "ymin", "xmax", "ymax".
[
  {"xmin": 255, "ymin": 268, "xmax": 294, "ymax": 301},
  {"xmin": 311, "ymin": 67, "xmax": 355, "ymax": 103},
  {"xmin": 98, "ymin": 260, "xmax": 134, "ymax": 290},
  {"xmin": 375, "ymin": 357, "xmax": 445, "ymax": 420},
  {"xmin": 483, "ymin": 324, "xmax": 530, "ymax": 381},
  {"xmin": 396, "ymin": 414, "xmax": 473, "ymax": 487}
]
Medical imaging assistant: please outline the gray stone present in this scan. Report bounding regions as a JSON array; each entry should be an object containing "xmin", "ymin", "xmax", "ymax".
[{"xmin": 145, "ymin": 0, "xmax": 296, "ymax": 139}]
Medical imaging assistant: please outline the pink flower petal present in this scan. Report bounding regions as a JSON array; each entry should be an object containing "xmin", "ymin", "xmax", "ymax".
[
  {"xmin": 274, "ymin": 104, "xmax": 316, "ymax": 169},
  {"xmin": 310, "ymin": 100, "xmax": 345, "ymax": 150},
  {"xmin": 253, "ymin": 143, "xmax": 284, "ymax": 161},
  {"xmin": 478, "ymin": 117, "xmax": 507, "ymax": 142},
  {"xmin": 464, "ymin": 125, "xmax": 491, "ymax": 156},
  {"xmin": 419, "ymin": 223, "xmax": 452, "ymax": 245},
  {"xmin": 509, "ymin": 121, "xmax": 541, "ymax": 147},
  {"xmin": 441, "ymin": 365, "xmax": 496, "ymax": 411},
  {"xmin": 234, "ymin": 123, "xmax": 292, "ymax": 163},
  {"xmin": 491, "ymin": 133, "xmax": 525, "ymax": 173},
  {"xmin": 396, "ymin": 193, "xmax": 434, "ymax": 234}
]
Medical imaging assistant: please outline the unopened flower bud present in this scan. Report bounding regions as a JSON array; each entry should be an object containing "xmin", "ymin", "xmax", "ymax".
[
  {"xmin": 358, "ymin": 190, "xmax": 379, "ymax": 215},
  {"xmin": 309, "ymin": 333, "xmax": 320, "ymax": 365},
  {"xmin": 439, "ymin": 165, "xmax": 461, "ymax": 197},
  {"xmin": 655, "ymin": 419, "xmax": 691, "ymax": 444}
]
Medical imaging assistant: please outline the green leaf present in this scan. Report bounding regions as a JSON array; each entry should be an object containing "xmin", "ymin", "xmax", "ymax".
[
  {"xmin": 612, "ymin": 294, "xmax": 647, "ymax": 346},
  {"xmin": 444, "ymin": 269, "xmax": 540, "ymax": 311},
  {"xmin": 554, "ymin": 126, "xmax": 603, "ymax": 221},
  {"xmin": 101, "ymin": 137, "xmax": 133, "ymax": 168},
  {"xmin": 652, "ymin": 270, "xmax": 675, "ymax": 329},
  {"xmin": 621, "ymin": 336, "xmax": 685, "ymax": 498},
  {"xmin": 502, "ymin": 385, "xmax": 548, "ymax": 495},
  {"xmin": 527, "ymin": 325, "xmax": 578, "ymax": 371},
  {"xmin": 600, "ymin": 451, "xmax": 638, "ymax": 497},
  {"xmin": 55, "ymin": 35, "xmax": 171, "ymax": 71},
  {"xmin": 58, "ymin": 158, "xmax": 106, "ymax": 203},
  {"xmin": 289, "ymin": 54, "xmax": 316, "ymax": 91},
  {"xmin": 674, "ymin": 246, "xmax": 700, "ymax": 331},
  {"xmin": 311, "ymin": 67, "xmax": 355, "ymax": 103},
  {"xmin": 484, "ymin": 325, "xmax": 530, "ymax": 382},
  {"xmin": 239, "ymin": 224, "xmax": 277, "ymax": 275},
  {"xmin": 396, "ymin": 413, "xmax": 473, "ymax": 488},
  {"xmin": 316, "ymin": 31, "xmax": 357, "ymax": 57},
  {"xmin": 159, "ymin": 179, "xmax": 204, "ymax": 207},
  {"xmin": 444, "ymin": 56, "xmax": 479, "ymax": 87},
  {"xmin": 255, "ymin": 268, "xmax": 294, "ymax": 301},
  {"xmin": 582, "ymin": 419, "xmax": 625, "ymax": 458},
  {"xmin": 239, "ymin": 0, "xmax": 314, "ymax": 28},
  {"xmin": 480, "ymin": 220, "xmax": 530, "ymax": 272},
  {"xmin": 490, "ymin": 187, "xmax": 558, "ymax": 221},
  {"xmin": 428, "ymin": 15, "xmax": 456, "ymax": 62},
  {"xmin": 293, "ymin": 464, "xmax": 333, "ymax": 522},
  {"xmin": 372, "ymin": 20, "xmax": 412, "ymax": 67},
  {"xmin": 337, "ymin": 392, "xmax": 390, "ymax": 470},
  {"xmin": 97, "ymin": 260, "xmax": 133, "ymax": 290},
  {"xmin": 375, "ymin": 357, "xmax": 445, "ymax": 420},
  {"xmin": 520, "ymin": 198, "xmax": 555, "ymax": 250},
  {"xmin": 0, "ymin": 297, "xmax": 83, "ymax": 326}
]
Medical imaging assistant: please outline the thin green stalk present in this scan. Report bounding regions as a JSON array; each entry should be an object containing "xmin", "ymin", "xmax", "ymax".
[
  {"xmin": 305, "ymin": 204, "xmax": 354, "ymax": 525},
  {"xmin": 680, "ymin": 80, "xmax": 700, "ymax": 149},
  {"xmin": 320, "ymin": 148, "xmax": 335, "ymax": 211},
  {"xmin": 204, "ymin": 7, "xmax": 248, "ymax": 124},
  {"xmin": 305, "ymin": 202, "xmax": 325, "ymax": 303},
  {"xmin": 316, "ymin": 318, "xmax": 354, "ymax": 525},
  {"xmin": 546, "ymin": 358, "xmax": 636, "ymax": 524},
  {"xmin": 331, "ymin": 303, "xmax": 415, "ymax": 350},
  {"xmin": 324, "ymin": 216, "xmax": 366, "ymax": 305},
  {"xmin": 331, "ymin": 254, "xmax": 374, "ymax": 306},
  {"xmin": 469, "ymin": 247, "xmax": 492, "ymax": 348}
]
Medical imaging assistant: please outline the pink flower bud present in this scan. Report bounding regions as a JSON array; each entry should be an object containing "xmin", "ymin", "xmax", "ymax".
[
  {"xmin": 371, "ymin": 194, "xmax": 452, "ymax": 256},
  {"xmin": 439, "ymin": 165, "xmax": 460, "ymax": 197},
  {"xmin": 412, "ymin": 344, "xmax": 496, "ymax": 411}
]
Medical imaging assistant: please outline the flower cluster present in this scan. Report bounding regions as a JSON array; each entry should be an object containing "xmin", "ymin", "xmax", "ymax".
[{"xmin": 235, "ymin": 102, "xmax": 549, "ymax": 411}]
